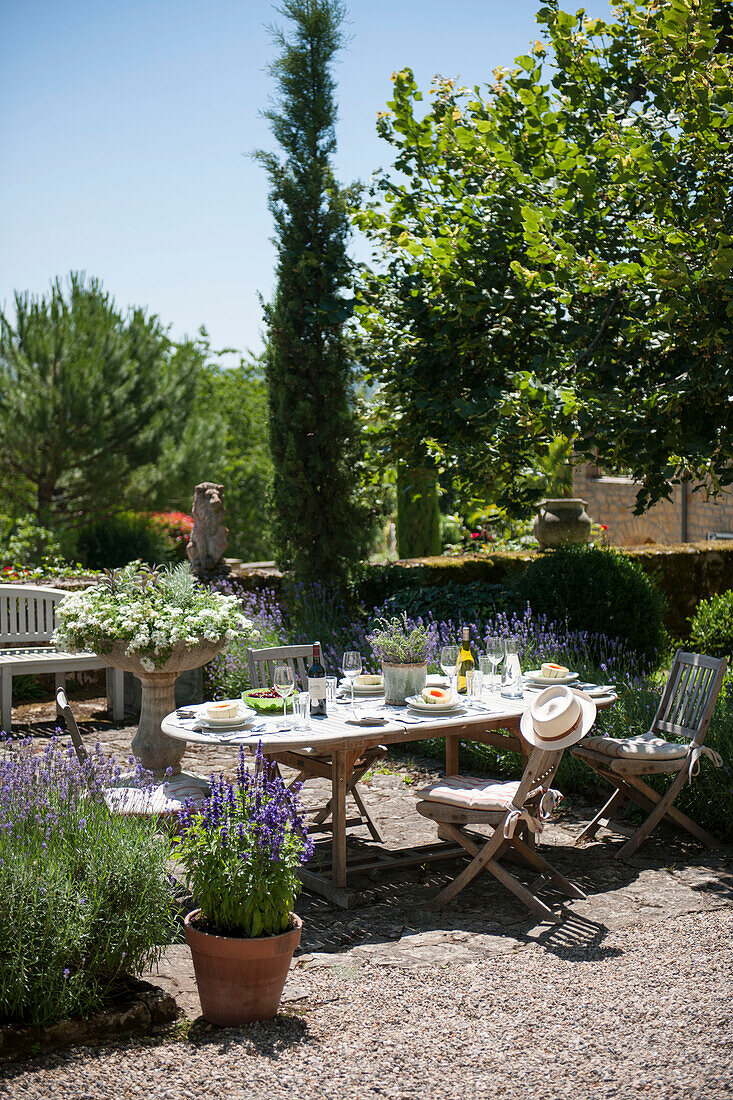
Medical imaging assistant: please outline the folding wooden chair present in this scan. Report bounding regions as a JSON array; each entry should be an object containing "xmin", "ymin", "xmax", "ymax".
[
  {"xmin": 572, "ymin": 650, "xmax": 727, "ymax": 859},
  {"xmin": 416, "ymin": 745, "xmax": 586, "ymax": 921},
  {"xmin": 246, "ymin": 644, "xmax": 387, "ymax": 841},
  {"xmin": 56, "ymin": 687, "xmax": 207, "ymax": 824}
]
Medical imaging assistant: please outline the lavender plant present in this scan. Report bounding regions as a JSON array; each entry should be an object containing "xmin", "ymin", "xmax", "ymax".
[
  {"xmin": 0, "ymin": 737, "xmax": 175, "ymax": 1026},
  {"xmin": 367, "ymin": 613, "xmax": 435, "ymax": 665},
  {"xmin": 175, "ymin": 744, "xmax": 313, "ymax": 938}
]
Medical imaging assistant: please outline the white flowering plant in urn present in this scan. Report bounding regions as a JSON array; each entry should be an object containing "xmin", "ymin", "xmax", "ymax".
[
  {"xmin": 54, "ymin": 563, "xmax": 255, "ymax": 777},
  {"xmin": 54, "ymin": 562, "xmax": 251, "ymax": 671}
]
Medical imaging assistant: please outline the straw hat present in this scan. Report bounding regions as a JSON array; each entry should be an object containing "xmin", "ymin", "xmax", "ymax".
[{"xmin": 520, "ymin": 686, "xmax": 597, "ymax": 751}]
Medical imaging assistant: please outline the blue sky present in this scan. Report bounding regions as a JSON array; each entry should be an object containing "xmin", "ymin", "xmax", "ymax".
[{"xmin": 1, "ymin": 0, "xmax": 609, "ymax": 358}]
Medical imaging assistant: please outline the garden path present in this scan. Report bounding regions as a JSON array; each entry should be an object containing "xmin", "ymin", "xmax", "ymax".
[{"xmin": 3, "ymin": 702, "xmax": 731, "ymax": 1099}]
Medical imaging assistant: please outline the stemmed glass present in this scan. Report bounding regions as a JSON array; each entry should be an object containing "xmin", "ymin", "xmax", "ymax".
[
  {"xmin": 440, "ymin": 645, "xmax": 460, "ymax": 701},
  {"xmin": 273, "ymin": 664, "xmax": 295, "ymax": 725},
  {"xmin": 485, "ymin": 636, "xmax": 504, "ymax": 692},
  {"xmin": 342, "ymin": 651, "xmax": 362, "ymax": 713}
]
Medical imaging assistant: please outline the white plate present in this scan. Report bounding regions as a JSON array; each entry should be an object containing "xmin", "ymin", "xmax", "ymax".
[
  {"xmin": 339, "ymin": 680, "xmax": 384, "ymax": 696},
  {"xmin": 198, "ymin": 702, "xmax": 253, "ymax": 726},
  {"xmin": 405, "ymin": 694, "xmax": 463, "ymax": 714},
  {"xmin": 524, "ymin": 670, "xmax": 579, "ymax": 686}
]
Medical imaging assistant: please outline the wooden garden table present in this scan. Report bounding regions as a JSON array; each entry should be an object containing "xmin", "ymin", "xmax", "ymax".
[{"xmin": 162, "ymin": 688, "xmax": 616, "ymax": 908}]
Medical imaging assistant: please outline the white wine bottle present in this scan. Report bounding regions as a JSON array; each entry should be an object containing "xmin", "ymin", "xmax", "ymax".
[{"xmin": 456, "ymin": 626, "xmax": 475, "ymax": 695}]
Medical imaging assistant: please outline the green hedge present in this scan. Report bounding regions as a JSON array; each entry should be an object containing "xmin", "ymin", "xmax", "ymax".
[{"xmin": 358, "ymin": 543, "xmax": 733, "ymax": 641}]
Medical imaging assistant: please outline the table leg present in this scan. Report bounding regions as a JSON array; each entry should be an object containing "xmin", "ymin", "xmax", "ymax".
[
  {"xmin": 331, "ymin": 747, "xmax": 349, "ymax": 889},
  {"xmin": 330, "ymin": 745, "xmax": 364, "ymax": 890},
  {"xmin": 445, "ymin": 735, "xmax": 459, "ymax": 777}
]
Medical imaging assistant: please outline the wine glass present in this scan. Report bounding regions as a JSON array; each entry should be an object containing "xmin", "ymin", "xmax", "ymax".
[
  {"xmin": 342, "ymin": 651, "xmax": 362, "ymax": 712},
  {"xmin": 273, "ymin": 664, "xmax": 295, "ymax": 724},
  {"xmin": 440, "ymin": 645, "xmax": 460, "ymax": 700},
  {"xmin": 485, "ymin": 636, "xmax": 504, "ymax": 692}
]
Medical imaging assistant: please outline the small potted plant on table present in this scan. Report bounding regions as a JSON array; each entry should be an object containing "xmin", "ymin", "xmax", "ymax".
[
  {"xmin": 176, "ymin": 744, "xmax": 313, "ymax": 1027},
  {"xmin": 368, "ymin": 613, "xmax": 434, "ymax": 705}
]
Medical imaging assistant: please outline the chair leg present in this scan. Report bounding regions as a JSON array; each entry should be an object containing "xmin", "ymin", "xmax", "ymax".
[
  {"xmin": 510, "ymin": 835, "xmax": 586, "ymax": 900},
  {"xmin": 576, "ymin": 786, "xmax": 627, "ymax": 844},
  {"xmin": 0, "ymin": 667, "xmax": 11, "ymax": 734},
  {"xmin": 350, "ymin": 785, "xmax": 383, "ymax": 843},
  {"xmin": 616, "ymin": 768, "xmax": 692, "ymax": 860},
  {"xmin": 622, "ymin": 773, "xmax": 721, "ymax": 851},
  {"xmin": 106, "ymin": 667, "xmax": 124, "ymax": 722},
  {"xmin": 483, "ymin": 856, "xmax": 558, "ymax": 922}
]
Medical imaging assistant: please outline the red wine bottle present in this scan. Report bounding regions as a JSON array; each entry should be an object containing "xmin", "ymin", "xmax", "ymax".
[{"xmin": 308, "ymin": 641, "xmax": 327, "ymax": 717}]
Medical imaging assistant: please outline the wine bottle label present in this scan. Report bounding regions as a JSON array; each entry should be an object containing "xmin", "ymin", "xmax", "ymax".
[{"xmin": 308, "ymin": 677, "xmax": 326, "ymax": 701}]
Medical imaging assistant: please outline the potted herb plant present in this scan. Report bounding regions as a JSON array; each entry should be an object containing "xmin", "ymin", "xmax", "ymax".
[
  {"xmin": 54, "ymin": 562, "xmax": 252, "ymax": 776},
  {"xmin": 367, "ymin": 613, "xmax": 434, "ymax": 705},
  {"xmin": 175, "ymin": 744, "xmax": 313, "ymax": 1027}
]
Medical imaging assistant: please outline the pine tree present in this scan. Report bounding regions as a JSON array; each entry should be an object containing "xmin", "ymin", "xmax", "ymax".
[{"xmin": 257, "ymin": 0, "xmax": 367, "ymax": 581}]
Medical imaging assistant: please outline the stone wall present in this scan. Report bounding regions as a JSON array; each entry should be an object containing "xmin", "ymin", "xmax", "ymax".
[{"xmin": 574, "ymin": 465, "xmax": 733, "ymax": 546}]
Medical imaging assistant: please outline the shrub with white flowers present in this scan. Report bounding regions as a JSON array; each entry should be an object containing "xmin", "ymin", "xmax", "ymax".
[{"xmin": 54, "ymin": 562, "xmax": 253, "ymax": 670}]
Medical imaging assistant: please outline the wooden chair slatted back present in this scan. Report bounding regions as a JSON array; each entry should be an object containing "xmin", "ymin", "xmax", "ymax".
[
  {"xmin": 247, "ymin": 644, "xmax": 313, "ymax": 691},
  {"xmin": 514, "ymin": 746, "xmax": 563, "ymax": 809},
  {"xmin": 56, "ymin": 687, "xmax": 89, "ymax": 766},
  {"xmin": 652, "ymin": 650, "xmax": 727, "ymax": 742},
  {"xmin": 0, "ymin": 586, "xmax": 66, "ymax": 646}
]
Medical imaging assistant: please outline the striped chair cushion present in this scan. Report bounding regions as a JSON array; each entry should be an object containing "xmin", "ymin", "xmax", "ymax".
[
  {"xmin": 104, "ymin": 775, "xmax": 208, "ymax": 816},
  {"xmin": 418, "ymin": 776, "xmax": 521, "ymax": 811},
  {"xmin": 579, "ymin": 734, "xmax": 687, "ymax": 760}
]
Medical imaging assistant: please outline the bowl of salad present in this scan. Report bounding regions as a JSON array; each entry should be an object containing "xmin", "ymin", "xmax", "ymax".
[{"xmin": 242, "ymin": 687, "xmax": 296, "ymax": 714}]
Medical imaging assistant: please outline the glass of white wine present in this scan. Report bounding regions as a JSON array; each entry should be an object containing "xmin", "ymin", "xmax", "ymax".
[
  {"xmin": 440, "ymin": 645, "xmax": 460, "ymax": 700},
  {"xmin": 485, "ymin": 636, "xmax": 504, "ymax": 692},
  {"xmin": 273, "ymin": 664, "xmax": 295, "ymax": 725},
  {"xmin": 342, "ymin": 651, "xmax": 362, "ymax": 713}
]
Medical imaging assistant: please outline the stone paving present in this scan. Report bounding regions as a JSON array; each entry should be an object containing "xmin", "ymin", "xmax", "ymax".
[{"xmin": 15, "ymin": 696, "xmax": 733, "ymax": 1024}]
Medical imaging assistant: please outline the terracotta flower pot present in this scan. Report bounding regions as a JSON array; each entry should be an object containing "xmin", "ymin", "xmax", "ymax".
[
  {"xmin": 381, "ymin": 661, "xmax": 427, "ymax": 705},
  {"xmin": 533, "ymin": 498, "xmax": 592, "ymax": 551},
  {"xmin": 184, "ymin": 909, "xmax": 302, "ymax": 1027}
]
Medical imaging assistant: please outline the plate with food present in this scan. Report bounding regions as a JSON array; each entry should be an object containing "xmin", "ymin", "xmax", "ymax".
[
  {"xmin": 339, "ymin": 674, "xmax": 384, "ymax": 696},
  {"xmin": 241, "ymin": 688, "xmax": 295, "ymax": 715},
  {"xmin": 197, "ymin": 700, "xmax": 254, "ymax": 728},
  {"xmin": 405, "ymin": 688, "xmax": 464, "ymax": 714},
  {"xmin": 524, "ymin": 663, "xmax": 579, "ymax": 686}
]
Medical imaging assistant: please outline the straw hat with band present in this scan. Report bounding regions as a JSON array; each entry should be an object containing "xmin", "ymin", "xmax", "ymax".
[{"xmin": 520, "ymin": 686, "xmax": 597, "ymax": 751}]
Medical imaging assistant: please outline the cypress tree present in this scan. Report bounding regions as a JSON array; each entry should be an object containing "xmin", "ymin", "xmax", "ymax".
[{"xmin": 258, "ymin": 0, "xmax": 366, "ymax": 581}]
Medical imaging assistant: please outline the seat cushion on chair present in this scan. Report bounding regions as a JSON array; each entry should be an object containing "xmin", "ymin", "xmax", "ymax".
[
  {"xmin": 579, "ymin": 735, "xmax": 688, "ymax": 760},
  {"xmin": 418, "ymin": 775, "xmax": 521, "ymax": 811},
  {"xmin": 104, "ymin": 775, "xmax": 208, "ymax": 816}
]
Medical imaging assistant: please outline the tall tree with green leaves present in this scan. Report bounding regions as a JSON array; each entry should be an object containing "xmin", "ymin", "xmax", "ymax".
[
  {"xmin": 355, "ymin": 0, "xmax": 733, "ymax": 515},
  {"xmin": 257, "ymin": 0, "xmax": 368, "ymax": 580},
  {"xmin": 0, "ymin": 273, "xmax": 207, "ymax": 527}
]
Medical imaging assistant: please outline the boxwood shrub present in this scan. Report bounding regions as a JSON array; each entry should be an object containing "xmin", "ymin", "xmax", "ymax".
[
  {"xmin": 688, "ymin": 590, "xmax": 733, "ymax": 660},
  {"xmin": 510, "ymin": 544, "xmax": 667, "ymax": 665}
]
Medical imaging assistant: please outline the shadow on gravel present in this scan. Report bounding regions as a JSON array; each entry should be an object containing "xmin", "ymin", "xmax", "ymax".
[{"xmin": 187, "ymin": 1011, "xmax": 312, "ymax": 1056}]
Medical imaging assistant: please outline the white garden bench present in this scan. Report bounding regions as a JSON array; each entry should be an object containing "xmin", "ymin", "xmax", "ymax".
[{"xmin": 0, "ymin": 585, "xmax": 124, "ymax": 733}]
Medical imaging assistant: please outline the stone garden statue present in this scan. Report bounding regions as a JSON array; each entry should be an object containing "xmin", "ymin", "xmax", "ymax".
[{"xmin": 187, "ymin": 482, "xmax": 229, "ymax": 578}]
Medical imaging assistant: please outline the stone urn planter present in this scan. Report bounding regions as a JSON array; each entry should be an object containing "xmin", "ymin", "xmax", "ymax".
[
  {"xmin": 533, "ymin": 498, "xmax": 592, "ymax": 551},
  {"xmin": 102, "ymin": 639, "xmax": 224, "ymax": 776},
  {"xmin": 382, "ymin": 661, "xmax": 427, "ymax": 706},
  {"xmin": 184, "ymin": 910, "xmax": 302, "ymax": 1027}
]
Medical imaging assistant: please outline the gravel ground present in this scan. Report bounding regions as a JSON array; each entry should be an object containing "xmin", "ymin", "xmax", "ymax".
[{"xmin": 2, "ymin": 906, "xmax": 731, "ymax": 1100}]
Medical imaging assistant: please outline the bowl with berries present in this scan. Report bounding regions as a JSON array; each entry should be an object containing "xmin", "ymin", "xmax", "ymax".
[{"xmin": 241, "ymin": 687, "xmax": 296, "ymax": 715}]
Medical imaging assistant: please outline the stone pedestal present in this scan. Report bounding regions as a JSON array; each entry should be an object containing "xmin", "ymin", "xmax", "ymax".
[{"xmin": 101, "ymin": 640, "xmax": 224, "ymax": 776}]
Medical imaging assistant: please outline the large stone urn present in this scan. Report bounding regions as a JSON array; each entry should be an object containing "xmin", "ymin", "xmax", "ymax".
[
  {"xmin": 533, "ymin": 498, "xmax": 592, "ymax": 551},
  {"xmin": 102, "ymin": 639, "xmax": 224, "ymax": 775}
]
